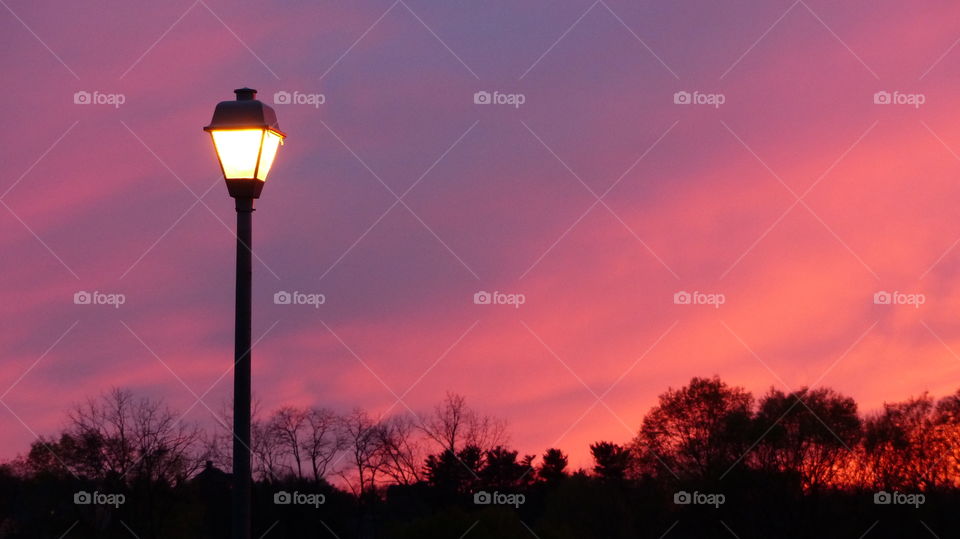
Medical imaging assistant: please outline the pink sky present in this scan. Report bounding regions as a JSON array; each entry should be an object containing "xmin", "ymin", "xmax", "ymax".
[{"xmin": 2, "ymin": 0, "xmax": 960, "ymax": 469}]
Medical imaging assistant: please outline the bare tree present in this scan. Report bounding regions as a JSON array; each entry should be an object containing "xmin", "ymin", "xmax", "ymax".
[
  {"xmin": 268, "ymin": 406, "xmax": 308, "ymax": 479},
  {"xmin": 376, "ymin": 415, "xmax": 424, "ymax": 485},
  {"xmin": 128, "ymin": 392, "xmax": 203, "ymax": 484},
  {"xmin": 31, "ymin": 388, "xmax": 202, "ymax": 485},
  {"xmin": 197, "ymin": 400, "xmax": 239, "ymax": 474},
  {"xmin": 421, "ymin": 392, "xmax": 507, "ymax": 454},
  {"xmin": 339, "ymin": 408, "xmax": 384, "ymax": 496},
  {"xmin": 206, "ymin": 396, "xmax": 291, "ymax": 482},
  {"xmin": 65, "ymin": 387, "xmax": 136, "ymax": 478},
  {"xmin": 302, "ymin": 407, "xmax": 344, "ymax": 482},
  {"xmin": 252, "ymin": 417, "xmax": 286, "ymax": 482}
]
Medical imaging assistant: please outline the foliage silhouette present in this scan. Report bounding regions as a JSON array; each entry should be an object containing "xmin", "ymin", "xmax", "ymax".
[{"xmin": 2, "ymin": 379, "xmax": 960, "ymax": 538}]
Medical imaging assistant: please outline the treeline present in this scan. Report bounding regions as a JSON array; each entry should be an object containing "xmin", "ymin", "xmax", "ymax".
[{"xmin": 1, "ymin": 377, "xmax": 959, "ymax": 538}]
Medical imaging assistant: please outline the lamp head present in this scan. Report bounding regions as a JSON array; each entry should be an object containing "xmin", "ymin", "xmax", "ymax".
[{"xmin": 203, "ymin": 88, "xmax": 286, "ymax": 199}]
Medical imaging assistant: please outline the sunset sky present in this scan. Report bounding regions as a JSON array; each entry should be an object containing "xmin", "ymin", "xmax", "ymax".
[{"xmin": 3, "ymin": 0, "xmax": 960, "ymax": 469}]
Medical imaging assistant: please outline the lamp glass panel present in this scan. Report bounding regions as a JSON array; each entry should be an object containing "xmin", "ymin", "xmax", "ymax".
[
  {"xmin": 211, "ymin": 129, "xmax": 265, "ymax": 179},
  {"xmin": 255, "ymin": 131, "xmax": 283, "ymax": 181}
]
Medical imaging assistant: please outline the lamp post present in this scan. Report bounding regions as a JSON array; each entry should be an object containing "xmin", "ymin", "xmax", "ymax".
[{"xmin": 203, "ymin": 88, "xmax": 286, "ymax": 539}]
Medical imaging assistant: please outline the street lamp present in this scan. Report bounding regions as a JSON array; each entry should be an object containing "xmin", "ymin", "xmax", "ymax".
[{"xmin": 204, "ymin": 87, "xmax": 285, "ymax": 539}]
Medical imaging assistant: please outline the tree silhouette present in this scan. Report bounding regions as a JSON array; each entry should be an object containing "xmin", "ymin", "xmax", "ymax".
[
  {"xmin": 590, "ymin": 442, "xmax": 631, "ymax": 481},
  {"xmin": 935, "ymin": 390, "xmax": 960, "ymax": 487},
  {"xmin": 6, "ymin": 379, "xmax": 960, "ymax": 538},
  {"xmin": 863, "ymin": 392, "xmax": 960, "ymax": 490},
  {"xmin": 480, "ymin": 446, "xmax": 534, "ymax": 490},
  {"xmin": 752, "ymin": 387, "xmax": 861, "ymax": 491},
  {"xmin": 420, "ymin": 392, "xmax": 507, "ymax": 454},
  {"xmin": 339, "ymin": 408, "xmax": 384, "ymax": 497},
  {"xmin": 29, "ymin": 388, "xmax": 202, "ymax": 484},
  {"xmin": 634, "ymin": 376, "xmax": 752, "ymax": 480},
  {"xmin": 376, "ymin": 415, "xmax": 424, "ymax": 486},
  {"xmin": 302, "ymin": 407, "xmax": 345, "ymax": 482},
  {"xmin": 267, "ymin": 406, "xmax": 309, "ymax": 479},
  {"xmin": 538, "ymin": 448, "xmax": 569, "ymax": 482},
  {"xmin": 425, "ymin": 445, "xmax": 482, "ymax": 494}
]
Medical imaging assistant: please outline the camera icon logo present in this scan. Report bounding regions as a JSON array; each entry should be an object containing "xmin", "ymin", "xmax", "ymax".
[
  {"xmin": 673, "ymin": 491, "xmax": 691, "ymax": 504},
  {"xmin": 73, "ymin": 91, "xmax": 92, "ymax": 105},
  {"xmin": 274, "ymin": 91, "xmax": 292, "ymax": 105},
  {"xmin": 473, "ymin": 491, "xmax": 492, "ymax": 504},
  {"xmin": 873, "ymin": 91, "xmax": 892, "ymax": 105},
  {"xmin": 474, "ymin": 91, "xmax": 491, "ymax": 105},
  {"xmin": 873, "ymin": 291, "xmax": 891, "ymax": 305},
  {"xmin": 474, "ymin": 291, "xmax": 492, "ymax": 305},
  {"xmin": 873, "ymin": 491, "xmax": 891, "ymax": 504},
  {"xmin": 274, "ymin": 491, "xmax": 292, "ymax": 504},
  {"xmin": 673, "ymin": 291, "xmax": 691, "ymax": 305},
  {"xmin": 274, "ymin": 291, "xmax": 292, "ymax": 305},
  {"xmin": 673, "ymin": 91, "xmax": 691, "ymax": 105},
  {"xmin": 74, "ymin": 291, "xmax": 92, "ymax": 305},
  {"xmin": 74, "ymin": 491, "xmax": 92, "ymax": 504}
]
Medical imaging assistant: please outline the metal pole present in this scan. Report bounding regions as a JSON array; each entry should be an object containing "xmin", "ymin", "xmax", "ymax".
[{"xmin": 232, "ymin": 196, "xmax": 254, "ymax": 539}]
